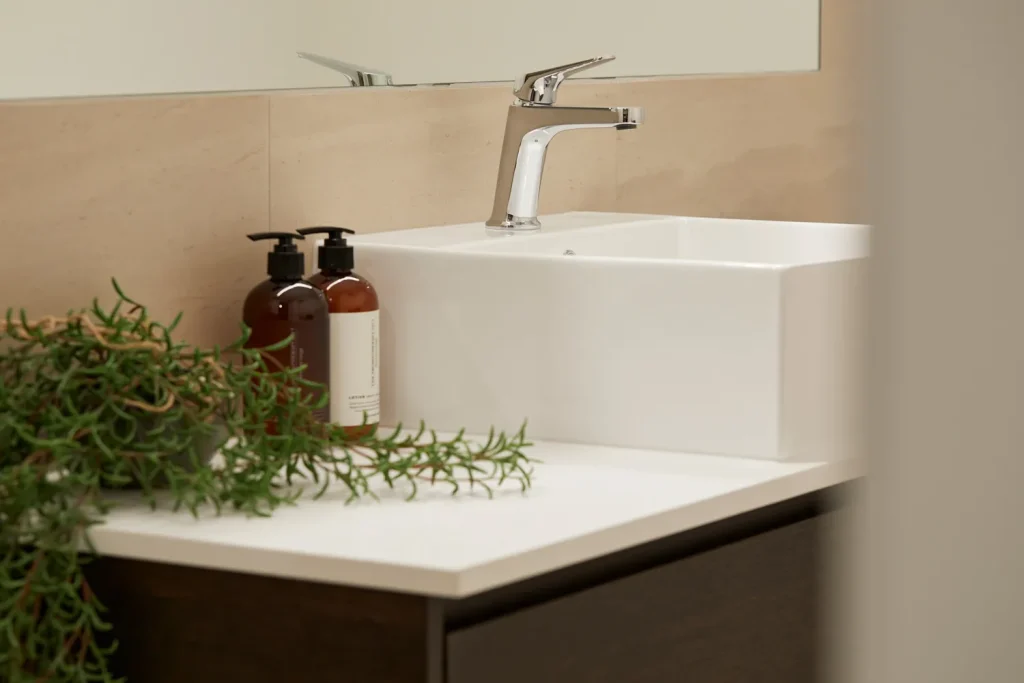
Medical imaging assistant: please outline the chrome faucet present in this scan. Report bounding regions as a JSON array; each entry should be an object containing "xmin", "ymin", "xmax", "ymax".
[
  {"xmin": 486, "ymin": 55, "xmax": 644, "ymax": 231},
  {"xmin": 296, "ymin": 51, "xmax": 393, "ymax": 87}
]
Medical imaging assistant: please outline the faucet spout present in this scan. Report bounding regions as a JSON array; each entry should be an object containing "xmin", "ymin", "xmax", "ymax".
[{"xmin": 486, "ymin": 104, "xmax": 644, "ymax": 230}]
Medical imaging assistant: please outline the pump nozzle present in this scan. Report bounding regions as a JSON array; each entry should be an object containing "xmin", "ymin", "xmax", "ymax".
[
  {"xmin": 297, "ymin": 227, "xmax": 357, "ymax": 272},
  {"xmin": 296, "ymin": 226, "xmax": 355, "ymax": 243},
  {"xmin": 247, "ymin": 232, "xmax": 306, "ymax": 280},
  {"xmin": 247, "ymin": 232, "xmax": 304, "ymax": 249}
]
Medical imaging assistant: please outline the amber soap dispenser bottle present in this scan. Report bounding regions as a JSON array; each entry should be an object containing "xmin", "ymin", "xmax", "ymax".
[
  {"xmin": 243, "ymin": 232, "xmax": 330, "ymax": 423},
  {"xmin": 297, "ymin": 227, "xmax": 380, "ymax": 437}
]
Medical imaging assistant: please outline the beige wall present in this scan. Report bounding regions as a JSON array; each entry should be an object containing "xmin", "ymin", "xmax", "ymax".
[
  {"xmin": 851, "ymin": 1, "xmax": 1024, "ymax": 682},
  {"xmin": 0, "ymin": 0, "xmax": 855, "ymax": 348}
]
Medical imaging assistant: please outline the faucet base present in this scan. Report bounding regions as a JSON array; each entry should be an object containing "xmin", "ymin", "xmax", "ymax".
[{"xmin": 485, "ymin": 215, "xmax": 542, "ymax": 234}]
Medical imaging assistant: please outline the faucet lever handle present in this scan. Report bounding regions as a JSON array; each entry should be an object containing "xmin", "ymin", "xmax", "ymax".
[
  {"xmin": 513, "ymin": 55, "xmax": 615, "ymax": 105},
  {"xmin": 297, "ymin": 51, "xmax": 394, "ymax": 87}
]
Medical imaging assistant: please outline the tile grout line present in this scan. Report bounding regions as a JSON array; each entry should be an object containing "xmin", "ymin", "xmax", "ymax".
[{"xmin": 265, "ymin": 96, "xmax": 272, "ymax": 231}]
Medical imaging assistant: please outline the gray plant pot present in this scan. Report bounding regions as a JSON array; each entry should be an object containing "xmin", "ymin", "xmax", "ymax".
[{"xmin": 112, "ymin": 417, "xmax": 229, "ymax": 490}]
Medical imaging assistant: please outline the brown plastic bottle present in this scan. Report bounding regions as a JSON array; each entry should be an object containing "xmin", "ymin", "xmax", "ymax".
[
  {"xmin": 297, "ymin": 227, "xmax": 380, "ymax": 438},
  {"xmin": 243, "ymin": 232, "xmax": 330, "ymax": 430}
]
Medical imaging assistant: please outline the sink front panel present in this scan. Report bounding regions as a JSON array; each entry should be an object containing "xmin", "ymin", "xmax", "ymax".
[{"xmin": 363, "ymin": 248, "xmax": 784, "ymax": 457}]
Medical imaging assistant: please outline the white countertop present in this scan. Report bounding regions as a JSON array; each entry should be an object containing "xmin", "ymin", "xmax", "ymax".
[{"xmin": 89, "ymin": 439, "xmax": 859, "ymax": 598}]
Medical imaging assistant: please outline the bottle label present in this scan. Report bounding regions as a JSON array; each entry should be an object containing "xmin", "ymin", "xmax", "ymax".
[{"xmin": 329, "ymin": 310, "xmax": 380, "ymax": 427}]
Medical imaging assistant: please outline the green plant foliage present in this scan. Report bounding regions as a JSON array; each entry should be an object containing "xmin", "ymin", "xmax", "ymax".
[{"xmin": 0, "ymin": 280, "xmax": 534, "ymax": 681}]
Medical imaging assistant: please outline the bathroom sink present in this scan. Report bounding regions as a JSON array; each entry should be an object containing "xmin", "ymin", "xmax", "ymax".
[{"xmin": 352, "ymin": 212, "xmax": 869, "ymax": 461}]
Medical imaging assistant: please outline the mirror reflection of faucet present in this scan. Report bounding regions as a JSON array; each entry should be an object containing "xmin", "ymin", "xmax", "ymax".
[
  {"xmin": 296, "ymin": 52, "xmax": 394, "ymax": 87},
  {"xmin": 487, "ymin": 55, "xmax": 644, "ymax": 233}
]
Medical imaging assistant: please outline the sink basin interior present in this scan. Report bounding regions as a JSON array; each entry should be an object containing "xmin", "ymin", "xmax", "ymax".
[{"xmin": 454, "ymin": 217, "xmax": 868, "ymax": 266}]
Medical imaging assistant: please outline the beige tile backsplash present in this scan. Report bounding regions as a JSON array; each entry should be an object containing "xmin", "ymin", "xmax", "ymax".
[
  {"xmin": 0, "ymin": 95, "xmax": 269, "ymax": 345},
  {"xmin": 0, "ymin": 1, "xmax": 855, "ymax": 348},
  {"xmin": 613, "ymin": 74, "xmax": 854, "ymax": 223}
]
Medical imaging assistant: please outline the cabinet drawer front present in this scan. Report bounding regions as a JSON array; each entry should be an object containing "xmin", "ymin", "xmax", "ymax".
[{"xmin": 447, "ymin": 517, "xmax": 821, "ymax": 683}]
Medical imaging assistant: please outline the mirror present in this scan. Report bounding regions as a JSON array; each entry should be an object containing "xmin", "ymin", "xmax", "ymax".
[{"xmin": 0, "ymin": 0, "xmax": 820, "ymax": 100}]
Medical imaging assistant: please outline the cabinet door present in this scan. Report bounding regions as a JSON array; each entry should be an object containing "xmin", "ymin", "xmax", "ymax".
[{"xmin": 447, "ymin": 517, "xmax": 821, "ymax": 683}]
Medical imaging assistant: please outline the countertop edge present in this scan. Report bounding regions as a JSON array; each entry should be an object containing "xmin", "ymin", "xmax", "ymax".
[
  {"xmin": 452, "ymin": 458, "xmax": 858, "ymax": 596},
  {"xmin": 87, "ymin": 458, "xmax": 860, "ymax": 598},
  {"xmin": 87, "ymin": 528, "xmax": 465, "ymax": 596}
]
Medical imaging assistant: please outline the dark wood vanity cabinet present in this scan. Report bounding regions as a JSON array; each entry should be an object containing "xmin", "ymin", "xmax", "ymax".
[
  {"xmin": 85, "ymin": 490, "xmax": 837, "ymax": 683},
  {"xmin": 447, "ymin": 515, "xmax": 820, "ymax": 683}
]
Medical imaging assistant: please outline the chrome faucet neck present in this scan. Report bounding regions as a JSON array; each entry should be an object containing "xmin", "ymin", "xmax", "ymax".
[{"xmin": 486, "ymin": 56, "xmax": 644, "ymax": 232}]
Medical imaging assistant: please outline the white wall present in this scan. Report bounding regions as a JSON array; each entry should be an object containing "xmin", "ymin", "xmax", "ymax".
[
  {"xmin": 303, "ymin": 0, "xmax": 820, "ymax": 84},
  {"xmin": 0, "ymin": 0, "xmax": 339, "ymax": 99},
  {"xmin": 851, "ymin": 1, "xmax": 1024, "ymax": 682},
  {"xmin": 0, "ymin": 0, "xmax": 819, "ymax": 100}
]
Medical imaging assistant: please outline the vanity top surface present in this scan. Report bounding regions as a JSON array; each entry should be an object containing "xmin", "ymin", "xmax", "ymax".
[{"xmin": 90, "ymin": 439, "xmax": 859, "ymax": 598}]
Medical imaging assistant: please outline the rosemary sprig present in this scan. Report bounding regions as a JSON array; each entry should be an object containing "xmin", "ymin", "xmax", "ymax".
[{"xmin": 0, "ymin": 279, "xmax": 534, "ymax": 682}]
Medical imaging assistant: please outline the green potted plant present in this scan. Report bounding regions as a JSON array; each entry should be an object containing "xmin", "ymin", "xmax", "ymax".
[{"xmin": 0, "ymin": 280, "xmax": 533, "ymax": 682}]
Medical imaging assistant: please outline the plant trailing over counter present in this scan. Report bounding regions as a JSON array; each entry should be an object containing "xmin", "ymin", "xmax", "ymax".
[{"xmin": 0, "ymin": 280, "xmax": 534, "ymax": 682}]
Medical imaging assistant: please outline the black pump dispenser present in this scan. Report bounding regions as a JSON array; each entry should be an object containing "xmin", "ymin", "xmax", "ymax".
[
  {"xmin": 242, "ymin": 230, "xmax": 330, "ymax": 428},
  {"xmin": 247, "ymin": 232, "xmax": 305, "ymax": 281},
  {"xmin": 297, "ymin": 227, "xmax": 356, "ymax": 272}
]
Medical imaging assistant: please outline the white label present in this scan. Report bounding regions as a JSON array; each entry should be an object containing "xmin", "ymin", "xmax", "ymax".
[{"xmin": 328, "ymin": 310, "xmax": 380, "ymax": 427}]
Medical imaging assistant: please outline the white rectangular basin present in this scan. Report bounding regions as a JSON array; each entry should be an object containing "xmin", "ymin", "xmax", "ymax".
[{"xmin": 352, "ymin": 212, "xmax": 869, "ymax": 461}]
